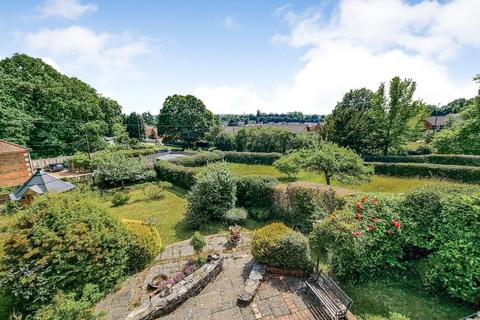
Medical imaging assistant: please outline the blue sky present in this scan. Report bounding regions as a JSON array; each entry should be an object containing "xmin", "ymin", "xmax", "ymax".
[{"xmin": 1, "ymin": 0, "xmax": 479, "ymax": 115}]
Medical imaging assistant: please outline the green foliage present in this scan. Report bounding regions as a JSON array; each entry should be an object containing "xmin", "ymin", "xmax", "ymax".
[
  {"xmin": 224, "ymin": 207, "xmax": 248, "ymax": 225},
  {"xmin": 92, "ymin": 151, "xmax": 148, "ymax": 187},
  {"xmin": 0, "ymin": 190, "xmax": 130, "ymax": 312},
  {"xmin": 359, "ymin": 313, "xmax": 411, "ymax": 320},
  {"xmin": 273, "ymin": 153, "xmax": 301, "ymax": 178},
  {"xmin": 297, "ymin": 141, "xmax": 373, "ymax": 185},
  {"xmin": 222, "ymin": 151, "xmax": 282, "ymax": 164},
  {"xmin": 154, "ymin": 161, "xmax": 199, "ymax": 189},
  {"xmin": 432, "ymin": 96, "xmax": 480, "ymax": 155},
  {"xmin": 248, "ymin": 207, "xmax": 272, "ymax": 221},
  {"xmin": 365, "ymin": 154, "xmax": 480, "ymax": 166},
  {"xmin": 126, "ymin": 112, "xmax": 146, "ymax": 141},
  {"xmin": 232, "ymin": 126, "xmax": 296, "ymax": 153},
  {"xmin": 175, "ymin": 152, "xmax": 224, "ymax": 167},
  {"xmin": 0, "ymin": 54, "xmax": 123, "ymax": 158},
  {"xmin": 205, "ymin": 126, "xmax": 235, "ymax": 151},
  {"xmin": 142, "ymin": 182, "xmax": 171, "ymax": 201},
  {"xmin": 122, "ymin": 219, "xmax": 163, "ymax": 272},
  {"xmin": 185, "ymin": 163, "xmax": 236, "ymax": 228},
  {"xmin": 2, "ymin": 201, "xmax": 21, "ymax": 215},
  {"xmin": 235, "ymin": 175, "xmax": 279, "ymax": 209},
  {"xmin": 371, "ymin": 77, "xmax": 428, "ymax": 156},
  {"xmin": 251, "ymin": 222, "xmax": 311, "ymax": 271},
  {"xmin": 68, "ymin": 152, "xmax": 92, "ymax": 172},
  {"xmin": 111, "ymin": 192, "xmax": 130, "ymax": 207},
  {"xmin": 371, "ymin": 162, "xmax": 480, "ymax": 183},
  {"xmin": 158, "ymin": 94, "xmax": 218, "ymax": 147},
  {"xmin": 189, "ymin": 232, "xmax": 206, "ymax": 255}
]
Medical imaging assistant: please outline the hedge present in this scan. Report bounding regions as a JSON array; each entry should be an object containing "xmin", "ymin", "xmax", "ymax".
[
  {"xmin": 365, "ymin": 154, "xmax": 480, "ymax": 167},
  {"xmin": 221, "ymin": 151, "xmax": 282, "ymax": 165},
  {"xmin": 175, "ymin": 151, "xmax": 223, "ymax": 167},
  {"xmin": 371, "ymin": 162, "xmax": 480, "ymax": 183},
  {"xmin": 154, "ymin": 161, "xmax": 199, "ymax": 189},
  {"xmin": 236, "ymin": 175, "xmax": 279, "ymax": 210}
]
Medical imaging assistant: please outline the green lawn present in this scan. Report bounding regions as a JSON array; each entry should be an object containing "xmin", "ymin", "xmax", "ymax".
[
  {"xmin": 343, "ymin": 278, "xmax": 475, "ymax": 320},
  {"xmin": 226, "ymin": 163, "xmax": 476, "ymax": 193}
]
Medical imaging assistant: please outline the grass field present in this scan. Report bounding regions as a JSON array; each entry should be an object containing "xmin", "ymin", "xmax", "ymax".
[{"xmin": 226, "ymin": 163, "xmax": 476, "ymax": 193}]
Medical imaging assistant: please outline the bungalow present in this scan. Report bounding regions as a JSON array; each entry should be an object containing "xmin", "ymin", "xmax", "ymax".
[
  {"xmin": 9, "ymin": 169, "xmax": 75, "ymax": 205},
  {"xmin": 0, "ymin": 140, "xmax": 33, "ymax": 187},
  {"xmin": 425, "ymin": 114, "xmax": 461, "ymax": 131}
]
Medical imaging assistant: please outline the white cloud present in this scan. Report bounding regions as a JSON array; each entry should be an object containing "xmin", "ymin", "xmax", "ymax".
[
  {"xmin": 223, "ymin": 15, "xmax": 239, "ymax": 31},
  {"xmin": 197, "ymin": 0, "xmax": 479, "ymax": 114},
  {"xmin": 23, "ymin": 26, "xmax": 154, "ymax": 80},
  {"xmin": 38, "ymin": 0, "xmax": 97, "ymax": 20}
]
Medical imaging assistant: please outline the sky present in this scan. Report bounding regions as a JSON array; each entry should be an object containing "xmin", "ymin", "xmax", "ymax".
[{"xmin": 0, "ymin": 0, "xmax": 479, "ymax": 115}]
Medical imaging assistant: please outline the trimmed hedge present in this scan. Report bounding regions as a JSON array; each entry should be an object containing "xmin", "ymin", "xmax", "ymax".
[
  {"xmin": 365, "ymin": 154, "xmax": 480, "ymax": 166},
  {"xmin": 154, "ymin": 161, "xmax": 200, "ymax": 189},
  {"xmin": 236, "ymin": 175, "xmax": 279, "ymax": 210},
  {"xmin": 221, "ymin": 151, "xmax": 282, "ymax": 165},
  {"xmin": 252, "ymin": 222, "xmax": 311, "ymax": 271},
  {"xmin": 371, "ymin": 162, "xmax": 480, "ymax": 183},
  {"xmin": 175, "ymin": 151, "xmax": 223, "ymax": 167}
]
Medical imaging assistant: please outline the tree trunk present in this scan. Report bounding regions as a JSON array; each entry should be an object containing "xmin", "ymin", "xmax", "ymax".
[{"xmin": 325, "ymin": 173, "xmax": 331, "ymax": 185}]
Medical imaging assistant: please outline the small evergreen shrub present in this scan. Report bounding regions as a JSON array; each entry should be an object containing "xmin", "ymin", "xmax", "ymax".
[
  {"xmin": 111, "ymin": 192, "xmax": 130, "ymax": 207},
  {"xmin": 154, "ymin": 161, "xmax": 199, "ymax": 189},
  {"xmin": 185, "ymin": 163, "xmax": 236, "ymax": 228},
  {"xmin": 251, "ymin": 222, "xmax": 311, "ymax": 271},
  {"xmin": 236, "ymin": 175, "xmax": 279, "ymax": 209},
  {"xmin": 0, "ymin": 190, "xmax": 130, "ymax": 312},
  {"xmin": 248, "ymin": 207, "xmax": 272, "ymax": 221},
  {"xmin": 224, "ymin": 207, "xmax": 248, "ymax": 224},
  {"xmin": 122, "ymin": 219, "xmax": 163, "ymax": 272},
  {"xmin": 190, "ymin": 232, "xmax": 206, "ymax": 255},
  {"xmin": 175, "ymin": 151, "xmax": 224, "ymax": 167},
  {"xmin": 143, "ymin": 182, "xmax": 171, "ymax": 201}
]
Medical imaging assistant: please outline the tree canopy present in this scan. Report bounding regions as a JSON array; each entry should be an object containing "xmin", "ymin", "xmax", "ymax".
[
  {"xmin": 0, "ymin": 53, "xmax": 124, "ymax": 158},
  {"xmin": 126, "ymin": 112, "xmax": 146, "ymax": 140},
  {"xmin": 157, "ymin": 94, "xmax": 218, "ymax": 147}
]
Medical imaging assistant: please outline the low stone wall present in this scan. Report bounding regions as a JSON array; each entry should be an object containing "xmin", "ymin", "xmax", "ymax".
[{"xmin": 126, "ymin": 256, "xmax": 224, "ymax": 320}]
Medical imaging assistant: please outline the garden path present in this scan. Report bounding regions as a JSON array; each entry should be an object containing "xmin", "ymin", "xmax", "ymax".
[{"xmin": 96, "ymin": 233, "xmax": 356, "ymax": 320}]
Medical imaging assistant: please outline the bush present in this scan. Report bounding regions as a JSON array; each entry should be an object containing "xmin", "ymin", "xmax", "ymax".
[
  {"xmin": 185, "ymin": 163, "xmax": 236, "ymax": 228},
  {"xmin": 2, "ymin": 200, "xmax": 21, "ymax": 215},
  {"xmin": 248, "ymin": 207, "xmax": 272, "ymax": 221},
  {"xmin": 251, "ymin": 222, "xmax": 311, "ymax": 271},
  {"xmin": 92, "ymin": 151, "xmax": 148, "ymax": 187},
  {"xmin": 175, "ymin": 151, "xmax": 224, "ymax": 167},
  {"xmin": 365, "ymin": 154, "xmax": 480, "ymax": 166},
  {"xmin": 122, "ymin": 219, "xmax": 163, "ymax": 272},
  {"xmin": 143, "ymin": 182, "xmax": 171, "ymax": 201},
  {"xmin": 190, "ymin": 232, "xmax": 206, "ymax": 255},
  {"xmin": 224, "ymin": 207, "xmax": 248, "ymax": 225},
  {"xmin": 0, "ymin": 190, "xmax": 130, "ymax": 312},
  {"xmin": 273, "ymin": 153, "xmax": 301, "ymax": 178},
  {"xmin": 68, "ymin": 152, "xmax": 92, "ymax": 172},
  {"xmin": 154, "ymin": 161, "xmax": 199, "ymax": 189},
  {"xmin": 222, "ymin": 151, "xmax": 282, "ymax": 165},
  {"xmin": 236, "ymin": 175, "xmax": 279, "ymax": 209},
  {"xmin": 111, "ymin": 192, "xmax": 130, "ymax": 207},
  {"xmin": 371, "ymin": 162, "xmax": 480, "ymax": 183}
]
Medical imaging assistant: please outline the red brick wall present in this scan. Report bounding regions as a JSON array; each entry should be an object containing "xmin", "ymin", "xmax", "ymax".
[{"xmin": 0, "ymin": 152, "xmax": 32, "ymax": 187}]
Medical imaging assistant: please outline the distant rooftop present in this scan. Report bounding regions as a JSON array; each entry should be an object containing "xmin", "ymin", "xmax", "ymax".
[{"xmin": 425, "ymin": 113, "xmax": 461, "ymax": 127}]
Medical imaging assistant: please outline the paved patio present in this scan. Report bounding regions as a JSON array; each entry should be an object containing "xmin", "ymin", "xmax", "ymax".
[{"xmin": 96, "ymin": 233, "xmax": 355, "ymax": 320}]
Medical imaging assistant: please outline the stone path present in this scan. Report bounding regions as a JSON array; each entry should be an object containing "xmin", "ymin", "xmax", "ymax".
[{"xmin": 96, "ymin": 233, "xmax": 355, "ymax": 320}]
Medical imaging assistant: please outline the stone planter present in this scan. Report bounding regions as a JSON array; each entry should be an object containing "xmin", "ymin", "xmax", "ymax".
[{"xmin": 126, "ymin": 255, "xmax": 224, "ymax": 320}]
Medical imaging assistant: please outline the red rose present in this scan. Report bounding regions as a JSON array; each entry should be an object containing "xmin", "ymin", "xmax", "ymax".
[
  {"xmin": 367, "ymin": 225, "xmax": 376, "ymax": 232},
  {"xmin": 392, "ymin": 220, "xmax": 401, "ymax": 229},
  {"xmin": 356, "ymin": 212, "xmax": 361, "ymax": 221},
  {"xmin": 352, "ymin": 231, "xmax": 362, "ymax": 237},
  {"xmin": 355, "ymin": 202, "xmax": 363, "ymax": 210},
  {"xmin": 361, "ymin": 197, "xmax": 367, "ymax": 203}
]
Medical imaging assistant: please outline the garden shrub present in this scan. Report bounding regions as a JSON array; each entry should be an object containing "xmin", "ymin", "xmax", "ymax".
[
  {"xmin": 68, "ymin": 152, "xmax": 92, "ymax": 172},
  {"xmin": 251, "ymin": 222, "xmax": 311, "ymax": 271},
  {"xmin": 93, "ymin": 151, "xmax": 149, "ymax": 187},
  {"xmin": 365, "ymin": 154, "xmax": 480, "ymax": 166},
  {"xmin": 371, "ymin": 162, "xmax": 480, "ymax": 183},
  {"xmin": 111, "ymin": 192, "xmax": 130, "ymax": 207},
  {"xmin": 175, "ymin": 151, "xmax": 224, "ymax": 167},
  {"xmin": 224, "ymin": 207, "xmax": 248, "ymax": 225},
  {"xmin": 309, "ymin": 195, "xmax": 404, "ymax": 280},
  {"xmin": 190, "ymin": 232, "xmax": 206, "ymax": 255},
  {"xmin": 143, "ymin": 182, "xmax": 171, "ymax": 201},
  {"xmin": 154, "ymin": 161, "xmax": 199, "ymax": 189},
  {"xmin": 248, "ymin": 207, "xmax": 272, "ymax": 221},
  {"xmin": 186, "ymin": 163, "xmax": 236, "ymax": 228},
  {"xmin": 0, "ymin": 190, "xmax": 130, "ymax": 312},
  {"xmin": 221, "ymin": 151, "xmax": 282, "ymax": 165},
  {"xmin": 273, "ymin": 153, "xmax": 301, "ymax": 178},
  {"xmin": 235, "ymin": 175, "xmax": 279, "ymax": 209},
  {"xmin": 2, "ymin": 200, "xmax": 21, "ymax": 215},
  {"xmin": 122, "ymin": 219, "xmax": 163, "ymax": 272}
]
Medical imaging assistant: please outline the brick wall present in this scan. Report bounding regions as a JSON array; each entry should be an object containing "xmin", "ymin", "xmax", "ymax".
[{"xmin": 0, "ymin": 152, "xmax": 32, "ymax": 187}]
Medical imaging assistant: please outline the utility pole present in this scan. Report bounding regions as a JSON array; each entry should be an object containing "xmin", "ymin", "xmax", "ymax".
[{"xmin": 85, "ymin": 133, "xmax": 93, "ymax": 173}]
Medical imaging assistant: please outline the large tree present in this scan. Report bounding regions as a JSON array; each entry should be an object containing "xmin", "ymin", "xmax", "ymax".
[
  {"xmin": 157, "ymin": 94, "xmax": 218, "ymax": 147},
  {"xmin": 323, "ymin": 88, "xmax": 378, "ymax": 155},
  {"xmin": 371, "ymin": 77, "xmax": 428, "ymax": 155},
  {"xmin": 0, "ymin": 54, "xmax": 124, "ymax": 158},
  {"xmin": 126, "ymin": 112, "xmax": 145, "ymax": 140}
]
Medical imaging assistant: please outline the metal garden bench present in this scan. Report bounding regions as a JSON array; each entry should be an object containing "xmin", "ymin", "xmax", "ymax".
[{"xmin": 305, "ymin": 271, "xmax": 353, "ymax": 320}]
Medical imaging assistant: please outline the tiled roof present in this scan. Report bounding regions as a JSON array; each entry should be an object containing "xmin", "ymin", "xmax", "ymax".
[
  {"xmin": 9, "ymin": 169, "xmax": 75, "ymax": 201},
  {"xmin": 0, "ymin": 140, "xmax": 29, "ymax": 154},
  {"xmin": 425, "ymin": 114, "xmax": 461, "ymax": 126}
]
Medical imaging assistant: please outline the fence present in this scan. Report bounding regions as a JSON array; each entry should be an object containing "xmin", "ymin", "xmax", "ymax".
[{"xmin": 32, "ymin": 156, "xmax": 68, "ymax": 169}]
